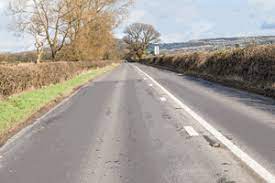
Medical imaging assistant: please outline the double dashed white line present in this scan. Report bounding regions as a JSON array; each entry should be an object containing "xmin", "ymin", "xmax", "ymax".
[
  {"xmin": 184, "ymin": 126, "xmax": 200, "ymax": 137},
  {"xmin": 133, "ymin": 64, "xmax": 275, "ymax": 183}
]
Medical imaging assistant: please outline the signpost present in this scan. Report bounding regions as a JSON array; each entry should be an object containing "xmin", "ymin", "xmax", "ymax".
[{"xmin": 154, "ymin": 45, "xmax": 160, "ymax": 55}]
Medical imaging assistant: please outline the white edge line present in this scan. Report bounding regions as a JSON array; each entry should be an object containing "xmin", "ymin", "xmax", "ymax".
[
  {"xmin": 184, "ymin": 126, "xmax": 199, "ymax": 137},
  {"xmin": 133, "ymin": 64, "xmax": 275, "ymax": 183}
]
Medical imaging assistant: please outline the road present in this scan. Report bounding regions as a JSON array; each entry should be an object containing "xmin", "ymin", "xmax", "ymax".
[{"xmin": 0, "ymin": 63, "xmax": 274, "ymax": 182}]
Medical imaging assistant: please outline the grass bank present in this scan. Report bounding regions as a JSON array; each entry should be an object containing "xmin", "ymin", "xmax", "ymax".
[{"xmin": 0, "ymin": 64, "xmax": 118, "ymax": 145}]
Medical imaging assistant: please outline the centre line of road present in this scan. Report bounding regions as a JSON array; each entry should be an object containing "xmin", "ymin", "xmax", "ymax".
[
  {"xmin": 160, "ymin": 97, "xmax": 167, "ymax": 102},
  {"xmin": 184, "ymin": 126, "xmax": 199, "ymax": 137},
  {"xmin": 133, "ymin": 64, "xmax": 275, "ymax": 183}
]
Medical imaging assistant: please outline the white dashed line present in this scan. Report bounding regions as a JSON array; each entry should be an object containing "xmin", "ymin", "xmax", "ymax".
[
  {"xmin": 160, "ymin": 97, "xmax": 167, "ymax": 102},
  {"xmin": 149, "ymin": 84, "xmax": 153, "ymax": 87},
  {"xmin": 133, "ymin": 64, "xmax": 275, "ymax": 183},
  {"xmin": 184, "ymin": 126, "xmax": 199, "ymax": 137}
]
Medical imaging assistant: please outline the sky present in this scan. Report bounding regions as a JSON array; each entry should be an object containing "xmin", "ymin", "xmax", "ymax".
[{"xmin": 1, "ymin": 0, "xmax": 275, "ymax": 52}]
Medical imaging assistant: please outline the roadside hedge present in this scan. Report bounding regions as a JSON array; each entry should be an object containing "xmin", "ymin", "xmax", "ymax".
[
  {"xmin": 0, "ymin": 61, "xmax": 117, "ymax": 98},
  {"xmin": 140, "ymin": 45, "xmax": 275, "ymax": 98}
]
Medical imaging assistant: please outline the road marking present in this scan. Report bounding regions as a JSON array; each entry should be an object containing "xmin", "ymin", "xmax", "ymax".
[
  {"xmin": 160, "ymin": 97, "xmax": 167, "ymax": 102},
  {"xmin": 133, "ymin": 64, "xmax": 275, "ymax": 182},
  {"xmin": 184, "ymin": 126, "xmax": 199, "ymax": 136},
  {"xmin": 144, "ymin": 78, "xmax": 147, "ymax": 80},
  {"xmin": 149, "ymin": 84, "xmax": 153, "ymax": 87}
]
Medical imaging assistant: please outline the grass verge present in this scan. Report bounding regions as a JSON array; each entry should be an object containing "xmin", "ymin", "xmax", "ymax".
[{"xmin": 0, "ymin": 64, "xmax": 118, "ymax": 145}]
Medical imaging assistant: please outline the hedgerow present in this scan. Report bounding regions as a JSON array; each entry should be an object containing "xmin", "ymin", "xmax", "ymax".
[
  {"xmin": 0, "ymin": 61, "xmax": 118, "ymax": 98},
  {"xmin": 140, "ymin": 45, "xmax": 275, "ymax": 98}
]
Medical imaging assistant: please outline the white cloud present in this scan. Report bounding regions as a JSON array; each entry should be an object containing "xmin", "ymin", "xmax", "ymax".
[
  {"xmin": 3, "ymin": 0, "xmax": 275, "ymax": 51},
  {"xmin": 261, "ymin": 21, "xmax": 275, "ymax": 29},
  {"xmin": 0, "ymin": 2, "xmax": 6, "ymax": 9},
  {"xmin": 161, "ymin": 33, "xmax": 186, "ymax": 43},
  {"xmin": 0, "ymin": 1, "xmax": 9, "ymax": 12},
  {"xmin": 248, "ymin": 0, "xmax": 275, "ymax": 11},
  {"xmin": 127, "ymin": 10, "xmax": 146, "ymax": 24},
  {"xmin": 175, "ymin": 8, "xmax": 199, "ymax": 24},
  {"xmin": 118, "ymin": 0, "xmax": 203, "ymax": 41},
  {"xmin": 128, "ymin": 10, "xmax": 146, "ymax": 23},
  {"xmin": 189, "ymin": 21, "xmax": 214, "ymax": 39},
  {"xmin": 0, "ymin": 31, "xmax": 33, "ymax": 52},
  {"xmin": 115, "ymin": 9, "xmax": 155, "ymax": 39},
  {"xmin": 161, "ymin": 21, "xmax": 214, "ymax": 43},
  {"xmin": 0, "ymin": 1, "xmax": 34, "ymax": 52}
]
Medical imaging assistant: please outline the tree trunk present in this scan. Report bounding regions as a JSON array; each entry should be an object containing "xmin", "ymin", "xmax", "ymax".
[
  {"xmin": 36, "ymin": 50, "xmax": 42, "ymax": 64},
  {"xmin": 34, "ymin": 40, "xmax": 43, "ymax": 64},
  {"xmin": 51, "ymin": 49, "xmax": 57, "ymax": 61}
]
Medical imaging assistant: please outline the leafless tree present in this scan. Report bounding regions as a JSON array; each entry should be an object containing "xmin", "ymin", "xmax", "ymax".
[
  {"xmin": 8, "ymin": 0, "xmax": 132, "ymax": 62},
  {"xmin": 9, "ymin": 0, "xmax": 79, "ymax": 61},
  {"xmin": 123, "ymin": 23, "xmax": 161, "ymax": 60}
]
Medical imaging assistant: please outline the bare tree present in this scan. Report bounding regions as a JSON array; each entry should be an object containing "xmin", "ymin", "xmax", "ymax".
[
  {"xmin": 8, "ymin": 0, "xmax": 132, "ymax": 62},
  {"xmin": 123, "ymin": 23, "xmax": 161, "ymax": 60},
  {"xmin": 9, "ymin": 0, "xmax": 84, "ymax": 61}
]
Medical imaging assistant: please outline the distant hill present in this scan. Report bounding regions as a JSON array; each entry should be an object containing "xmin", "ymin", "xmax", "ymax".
[{"xmin": 150, "ymin": 36, "xmax": 275, "ymax": 53}]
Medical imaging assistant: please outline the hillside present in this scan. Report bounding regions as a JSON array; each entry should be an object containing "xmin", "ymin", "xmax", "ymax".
[{"xmin": 151, "ymin": 36, "xmax": 275, "ymax": 53}]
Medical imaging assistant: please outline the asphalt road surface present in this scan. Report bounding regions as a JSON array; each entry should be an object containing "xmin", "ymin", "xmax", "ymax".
[{"xmin": 0, "ymin": 63, "xmax": 274, "ymax": 182}]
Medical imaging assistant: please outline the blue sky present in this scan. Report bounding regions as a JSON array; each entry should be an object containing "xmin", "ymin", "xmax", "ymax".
[{"xmin": 1, "ymin": 0, "xmax": 275, "ymax": 51}]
